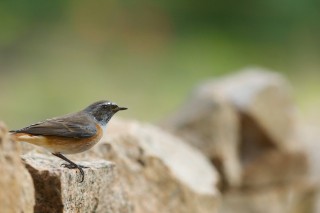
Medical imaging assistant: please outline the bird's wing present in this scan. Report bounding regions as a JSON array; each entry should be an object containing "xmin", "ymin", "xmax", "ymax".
[{"xmin": 10, "ymin": 113, "xmax": 97, "ymax": 138}]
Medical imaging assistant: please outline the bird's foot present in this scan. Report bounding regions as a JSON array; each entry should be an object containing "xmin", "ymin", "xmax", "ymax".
[
  {"xmin": 61, "ymin": 163, "xmax": 88, "ymax": 169},
  {"xmin": 61, "ymin": 163, "xmax": 88, "ymax": 183}
]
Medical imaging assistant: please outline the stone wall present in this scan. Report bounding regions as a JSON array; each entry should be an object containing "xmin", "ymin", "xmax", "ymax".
[
  {"xmin": 0, "ymin": 68, "xmax": 318, "ymax": 212},
  {"xmin": 162, "ymin": 68, "xmax": 318, "ymax": 213},
  {"xmin": 0, "ymin": 122, "xmax": 35, "ymax": 213}
]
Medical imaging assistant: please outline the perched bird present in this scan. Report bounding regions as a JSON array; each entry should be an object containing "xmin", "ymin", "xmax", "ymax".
[{"xmin": 10, "ymin": 100, "xmax": 127, "ymax": 182}]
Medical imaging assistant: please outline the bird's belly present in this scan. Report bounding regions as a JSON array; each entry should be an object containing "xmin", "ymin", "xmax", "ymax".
[
  {"xmin": 12, "ymin": 124, "xmax": 104, "ymax": 154},
  {"xmin": 44, "ymin": 124, "xmax": 103, "ymax": 154},
  {"xmin": 44, "ymin": 136, "xmax": 102, "ymax": 154}
]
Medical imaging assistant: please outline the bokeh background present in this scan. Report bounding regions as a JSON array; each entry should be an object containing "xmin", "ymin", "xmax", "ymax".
[{"xmin": 0, "ymin": 0, "xmax": 319, "ymax": 128}]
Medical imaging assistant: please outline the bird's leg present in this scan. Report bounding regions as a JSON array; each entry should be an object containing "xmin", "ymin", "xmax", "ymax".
[{"xmin": 52, "ymin": 153, "xmax": 88, "ymax": 183}]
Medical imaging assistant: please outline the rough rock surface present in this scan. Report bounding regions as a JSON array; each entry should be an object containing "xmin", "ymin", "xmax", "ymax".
[
  {"xmin": 23, "ymin": 152, "xmax": 132, "ymax": 213},
  {"xmin": 162, "ymin": 68, "xmax": 314, "ymax": 212},
  {"xmin": 163, "ymin": 83, "xmax": 241, "ymax": 188},
  {"xmin": 0, "ymin": 122, "xmax": 35, "ymax": 213},
  {"xmin": 299, "ymin": 122, "xmax": 320, "ymax": 212},
  {"xmin": 4, "ymin": 67, "xmax": 318, "ymax": 213},
  {"xmin": 200, "ymin": 69, "xmax": 308, "ymax": 188},
  {"xmin": 83, "ymin": 119, "xmax": 220, "ymax": 213},
  {"xmin": 163, "ymin": 68, "xmax": 308, "ymax": 188},
  {"xmin": 241, "ymin": 149, "xmax": 307, "ymax": 188},
  {"xmin": 207, "ymin": 69, "xmax": 299, "ymax": 151},
  {"xmin": 221, "ymin": 180, "xmax": 316, "ymax": 213}
]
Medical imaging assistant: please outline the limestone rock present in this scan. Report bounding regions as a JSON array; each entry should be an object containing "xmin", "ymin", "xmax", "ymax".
[
  {"xmin": 23, "ymin": 152, "xmax": 132, "ymax": 213},
  {"xmin": 160, "ymin": 68, "xmax": 316, "ymax": 212},
  {"xmin": 0, "ymin": 122, "xmax": 35, "ymax": 213},
  {"xmin": 163, "ymin": 68, "xmax": 308, "ymax": 189},
  {"xmin": 221, "ymin": 180, "xmax": 316, "ymax": 213},
  {"xmin": 200, "ymin": 68, "xmax": 308, "ymax": 188},
  {"xmin": 299, "ymin": 122, "xmax": 320, "ymax": 212},
  {"xmin": 83, "ymin": 119, "xmax": 220, "ymax": 213},
  {"xmin": 241, "ymin": 150, "xmax": 307, "ymax": 188},
  {"xmin": 162, "ymin": 86, "xmax": 241, "ymax": 189},
  {"xmin": 201, "ymin": 68, "xmax": 299, "ymax": 151}
]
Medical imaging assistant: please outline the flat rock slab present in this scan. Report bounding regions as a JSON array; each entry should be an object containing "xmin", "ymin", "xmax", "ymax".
[{"xmin": 23, "ymin": 152, "xmax": 132, "ymax": 213}]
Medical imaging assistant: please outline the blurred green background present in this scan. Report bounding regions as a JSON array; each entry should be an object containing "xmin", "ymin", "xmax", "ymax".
[{"xmin": 0, "ymin": 0, "xmax": 319, "ymax": 128}]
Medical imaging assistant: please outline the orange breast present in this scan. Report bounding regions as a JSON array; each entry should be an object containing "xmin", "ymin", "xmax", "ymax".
[{"xmin": 12, "ymin": 124, "xmax": 103, "ymax": 154}]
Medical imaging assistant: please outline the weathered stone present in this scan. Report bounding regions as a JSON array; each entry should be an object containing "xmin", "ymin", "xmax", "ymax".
[
  {"xmin": 23, "ymin": 152, "xmax": 132, "ymax": 213},
  {"xmin": 221, "ymin": 180, "xmax": 316, "ymax": 213},
  {"xmin": 202, "ymin": 68, "xmax": 299, "ymax": 151},
  {"xmin": 162, "ymin": 86, "xmax": 241, "ymax": 189},
  {"xmin": 0, "ymin": 122, "xmax": 35, "ymax": 213},
  {"xmin": 160, "ymin": 68, "xmax": 317, "ymax": 212},
  {"xmin": 163, "ymin": 68, "xmax": 309, "ymax": 189},
  {"xmin": 241, "ymin": 150, "xmax": 307, "ymax": 188},
  {"xmin": 84, "ymin": 119, "xmax": 220, "ymax": 213},
  {"xmin": 205, "ymin": 69, "xmax": 308, "ymax": 188},
  {"xmin": 299, "ymin": 122, "xmax": 320, "ymax": 212}
]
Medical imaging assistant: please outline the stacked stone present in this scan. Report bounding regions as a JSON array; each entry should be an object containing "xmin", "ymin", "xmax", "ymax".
[
  {"xmin": 163, "ymin": 68, "xmax": 314, "ymax": 213},
  {"xmin": 1, "ymin": 68, "xmax": 317, "ymax": 213}
]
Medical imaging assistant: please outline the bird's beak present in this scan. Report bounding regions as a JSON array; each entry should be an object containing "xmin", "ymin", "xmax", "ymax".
[{"xmin": 117, "ymin": 106, "xmax": 128, "ymax": 111}]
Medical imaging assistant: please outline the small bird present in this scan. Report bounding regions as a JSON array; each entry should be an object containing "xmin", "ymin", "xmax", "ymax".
[{"xmin": 10, "ymin": 100, "xmax": 127, "ymax": 182}]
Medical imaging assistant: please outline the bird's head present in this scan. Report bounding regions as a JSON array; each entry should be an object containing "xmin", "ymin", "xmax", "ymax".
[{"xmin": 84, "ymin": 100, "xmax": 127, "ymax": 125}]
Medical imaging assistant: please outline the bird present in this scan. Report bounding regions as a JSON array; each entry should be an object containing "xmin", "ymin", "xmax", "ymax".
[{"xmin": 10, "ymin": 100, "xmax": 127, "ymax": 182}]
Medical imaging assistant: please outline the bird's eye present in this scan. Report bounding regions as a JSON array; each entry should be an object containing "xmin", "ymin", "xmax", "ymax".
[{"xmin": 102, "ymin": 104, "xmax": 109, "ymax": 108}]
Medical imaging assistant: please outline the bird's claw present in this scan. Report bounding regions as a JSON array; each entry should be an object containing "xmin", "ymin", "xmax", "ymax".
[
  {"xmin": 61, "ymin": 163, "xmax": 88, "ymax": 169},
  {"xmin": 60, "ymin": 163, "xmax": 88, "ymax": 183}
]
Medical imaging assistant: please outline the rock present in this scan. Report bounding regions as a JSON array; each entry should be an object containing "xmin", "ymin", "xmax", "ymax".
[
  {"xmin": 23, "ymin": 152, "xmax": 132, "ymax": 213},
  {"xmin": 162, "ymin": 86, "xmax": 241, "ymax": 189},
  {"xmin": 221, "ymin": 180, "xmax": 317, "ymax": 213},
  {"xmin": 163, "ymin": 68, "xmax": 309, "ymax": 189},
  {"xmin": 201, "ymin": 68, "xmax": 299, "ymax": 151},
  {"xmin": 299, "ymin": 122, "xmax": 320, "ymax": 212},
  {"xmin": 161, "ymin": 68, "xmax": 315, "ymax": 211},
  {"xmin": 200, "ymin": 69, "xmax": 308, "ymax": 188},
  {"xmin": 83, "ymin": 119, "xmax": 220, "ymax": 213},
  {"xmin": 241, "ymin": 149, "xmax": 308, "ymax": 188},
  {"xmin": 0, "ymin": 122, "xmax": 35, "ymax": 213}
]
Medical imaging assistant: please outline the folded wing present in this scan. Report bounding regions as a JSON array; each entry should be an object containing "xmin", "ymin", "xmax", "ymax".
[{"xmin": 10, "ymin": 113, "xmax": 97, "ymax": 138}]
